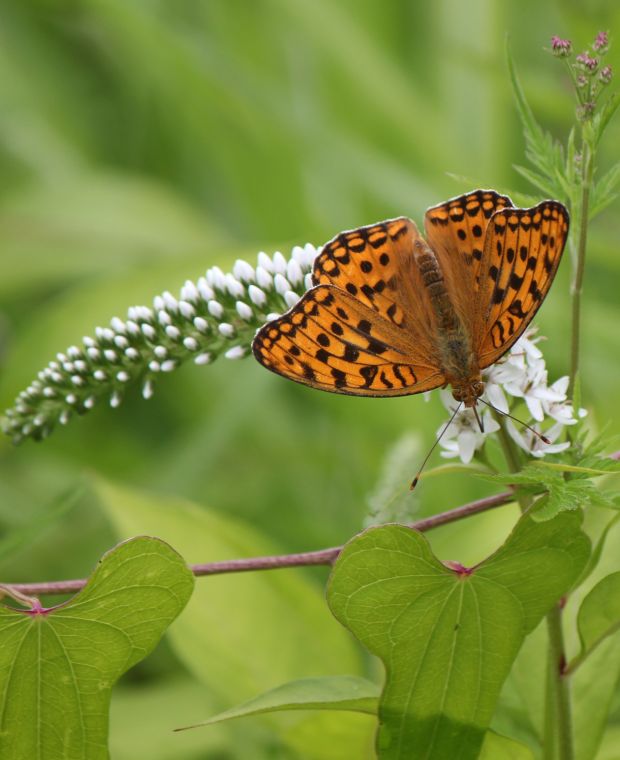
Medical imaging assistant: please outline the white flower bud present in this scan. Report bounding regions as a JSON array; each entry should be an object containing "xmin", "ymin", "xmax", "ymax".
[
  {"xmin": 87, "ymin": 347, "xmax": 101, "ymax": 361},
  {"xmin": 158, "ymin": 310, "xmax": 172, "ymax": 326},
  {"xmin": 236, "ymin": 301, "xmax": 253, "ymax": 320},
  {"xmin": 83, "ymin": 396, "xmax": 96, "ymax": 409},
  {"xmin": 193, "ymin": 317, "xmax": 209, "ymax": 333},
  {"xmin": 110, "ymin": 391, "xmax": 122, "ymax": 408},
  {"xmin": 272, "ymin": 251, "xmax": 288, "ymax": 274},
  {"xmin": 224, "ymin": 346, "xmax": 246, "ymax": 360},
  {"xmin": 165, "ymin": 325, "xmax": 181, "ymax": 340},
  {"xmin": 104, "ymin": 349, "xmax": 118, "ymax": 362},
  {"xmin": 116, "ymin": 371, "xmax": 130, "ymax": 382},
  {"xmin": 161, "ymin": 360, "xmax": 176, "ymax": 372},
  {"xmin": 304, "ymin": 273, "xmax": 313, "ymax": 290},
  {"xmin": 154, "ymin": 346, "xmax": 167, "ymax": 359},
  {"xmin": 179, "ymin": 300, "xmax": 195, "ymax": 319},
  {"xmin": 181, "ymin": 280, "xmax": 199, "ymax": 302},
  {"xmin": 142, "ymin": 324, "xmax": 156, "ymax": 340},
  {"xmin": 206, "ymin": 266, "xmax": 226, "ymax": 291},
  {"xmin": 248, "ymin": 284, "xmax": 267, "ymax": 307},
  {"xmin": 114, "ymin": 335, "xmax": 129, "ymax": 349},
  {"xmin": 111, "ymin": 317, "xmax": 126, "ymax": 333},
  {"xmin": 125, "ymin": 347, "xmax": 140, "ymax": 360},
  {"xmin": 142, "ymin": 380, "xmax": 154, "ymax": 399},
  {"xmin": 274, "ymin": 273, "xmax": 291, "ymax": 295},
  {"xmin": 218, "ymin": 323, "xmax": 235, "ymax": 338},
  {"xmin": 233, "ymin": 259, "xmax": 256, "ymax": 282},
  {"xmin": 257, "ymin": 251, "xmax": 273, "ymax": 272},
  {"xmin": 225, "ymin": 274, "xmax": 245, "ymax": 298},
  {"xmin": 208, "ymin": 300, "xmax": 224, "ymax": 318},
  {"xmin": 94, "ymin": 370, "xmax": 107, "ymax": 381},
  {"xmin": 194, "ymin": 352, "xmax": 212, "ymax": 365},
  {"xmin": 148, "ymin": 360, "xmax": 161, "ymax": 372},
  {"xmin": 183, "ymin": 336, "xmax": 199, "ymax": 351},
  {"xmin": 286, "ymin": 258, "xmax": 304, "ymax": 286},
  {"xmin": 256, "ymin": 266, "xmax": 273, "ymax": 289},
  {"xmin": 197, "ymin": 278, "xmax": 215, "ymax": 302},
  {"xmin": 284, "ymin": 290, "xmax": 300, "ymax": 308},
  {"xmin": 163, "ymin": 291, "xmax": 179, "ymax": 312}
]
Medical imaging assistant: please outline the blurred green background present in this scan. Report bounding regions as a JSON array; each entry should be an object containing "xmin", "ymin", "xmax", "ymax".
[{"xmin": 0, "ymin": 1, "xmax": 619, "ymax": 758}]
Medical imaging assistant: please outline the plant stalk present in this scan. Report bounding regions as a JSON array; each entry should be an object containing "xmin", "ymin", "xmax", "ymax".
[
  {"xmin": 569, "ymin": 140, "xmax": 593, "ymax": 393},
  {"xmin": 545, "ymin": 604, "xmax": 575, "ymax": 760}
]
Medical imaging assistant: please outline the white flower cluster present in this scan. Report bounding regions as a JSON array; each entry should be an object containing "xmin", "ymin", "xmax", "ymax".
[
  {"xmin": 438, "ymin": 329, "xmax": 586, "ymax": 463},
  {"xmin": 2, "ymin": 244, "xmax": 319, "ymax": 443}
]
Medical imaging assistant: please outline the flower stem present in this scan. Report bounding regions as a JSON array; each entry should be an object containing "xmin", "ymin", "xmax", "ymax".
[
  {"xmin": 496, "ymin": 415, "xmax": 575, "ymax": 759},
  {"xmin": 569, "ymin": 139, "xmax": 593, "ymax": 394},
  {"xmin": 544, "ymin": 604, "xmax": 575, "ymax": 760}
]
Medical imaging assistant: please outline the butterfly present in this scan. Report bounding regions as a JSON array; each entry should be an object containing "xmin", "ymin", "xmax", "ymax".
[{"xmin": 252, "ymin": 190, "xmax": 569, "ymax": 414}]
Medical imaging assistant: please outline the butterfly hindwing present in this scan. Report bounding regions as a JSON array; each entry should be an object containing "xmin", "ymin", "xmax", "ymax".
[
  {"xmin": 252, "ymin": 285, "xmax": 445, "ymax": 397},
  {"xmin": 474, "ymin": 200, "xmax": 569, "ymax": 367}
]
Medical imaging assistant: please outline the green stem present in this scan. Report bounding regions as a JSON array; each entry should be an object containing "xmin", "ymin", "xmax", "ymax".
[
  {"xmin": 569, "ymin": 139, "xmax": 593, "ymax": 394},
  {"xmin": 545, "ymin": 605, "xmax": 575, "ymax": 760},
  {"xmin": 495, "ymin": 416, "xmax": 574, "ymax": 759}
]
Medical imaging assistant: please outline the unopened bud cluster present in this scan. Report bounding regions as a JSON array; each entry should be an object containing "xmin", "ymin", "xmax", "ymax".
[
  {"xmin": 2, "ymin": 244, "xmax": 319, "ymax": 443},
  {"xmin": 550, "ymin": 31, "xmax": 613, "ymax": 121}
]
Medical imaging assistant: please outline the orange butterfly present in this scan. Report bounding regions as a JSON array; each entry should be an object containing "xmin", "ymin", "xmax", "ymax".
[{"xmin": 252, "ymin": 190, "xmax": 569, "ymax": 414}]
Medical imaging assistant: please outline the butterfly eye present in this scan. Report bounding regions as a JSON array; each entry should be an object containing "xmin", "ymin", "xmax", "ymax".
[
  {"xmin": 452, "ymin": 389, "xmax": 464, "ymax": 402},
  {"xmin": 473, "ymin": 381, "xmax": 485, "ymax": 398}
]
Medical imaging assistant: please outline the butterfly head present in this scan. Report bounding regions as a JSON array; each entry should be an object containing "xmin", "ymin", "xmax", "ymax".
[{"xmin": 451, "ymin": 380, "xmax": 485, "ymax": 409}]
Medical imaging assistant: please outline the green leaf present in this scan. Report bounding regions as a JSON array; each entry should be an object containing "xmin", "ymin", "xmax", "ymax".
[
  {"xmin": 178, "ymin": 675, "xmax": 380, "ymax": 731},
  {"xmin": 592, "ymin": 90, "xmax": 620, "ymax": 147},
  {"xmin": 326, "ymin": 513, "xmax": 589, "ymax": 759},
  {"xmin": 0, "ymin": 536, "xmax": 194, "ymax": 760},
  {"xmin": 590, "ymin": 161, "xmax": 620, "ymax": 219},
  {"xmin": 575, "ymin": 572, "xmax": 620, "ymax": 665},
  {"xmin": 93, "ymin": 478, "xmax": 361, "ymax": 703}
]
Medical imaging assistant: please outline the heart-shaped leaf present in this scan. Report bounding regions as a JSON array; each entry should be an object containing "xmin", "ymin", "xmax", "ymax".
[
  {"xmin": 327, "ymin": 512, "xmax": 589, "ymax": 759},
  {"xmin": 0, "ymin": 536, "xmax": 194, "ymax": 760}
]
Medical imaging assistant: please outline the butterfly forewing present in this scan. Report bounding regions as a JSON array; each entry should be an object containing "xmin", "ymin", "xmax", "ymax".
[
  {"xmin": 474, "ymin": 200, "xmax": 569, "ymax": 367},
  {"xmin": 424, "ymin": 190, "xmax": 514, "ymax": 294},
  {"xmin": 252, "ymin": 285, "xmax": 446, "ymax": 397}
]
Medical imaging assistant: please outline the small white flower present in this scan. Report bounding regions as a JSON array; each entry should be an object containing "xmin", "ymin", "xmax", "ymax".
[
  {"xmin": 194, "ymin": 352, "xmax": 212, "ymax": 365},
  {"xmin": 103, "ymin": 349, "xmax": 118, "ymax": 362},
  {"xmin": 141, "ymin": 323, "xmax": 156, "ymax": 340},
  {"xmin": 154, "ymin": 346, "xmax": 167, "ymax": 359},
  {"xmin": 439, "ymin": 404, "xmax": 500, "ymax": 464},
  {"xmin": 286, "ymin": 259, "xmax": 304, "ymax": 286},
  {"xmin": 142, "ymin": 380, "xmax": 154, "ymax": 399},
  {"xmin": 165, "ymin": 325, "xmax": 181, "ymax": 340},
  {"xmin": 506, "ymin": 419, "xmax": 570, "ymax": 458},
  {"xmin": 225, "ymin": 273, "xmax": 245, "ymax": 298},
  {"xmin": 160, "ymin": 360, "xmax": 176, "ymax": 372},
  {"xmin": 158, "ymin": 310, "xmax": 172, "ymax": 326}
]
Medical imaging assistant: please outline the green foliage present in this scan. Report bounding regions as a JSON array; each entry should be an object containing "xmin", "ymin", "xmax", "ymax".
[
  {"xmin": 0, "ymin": 536, "xmax": 194, "ymax": 760},
  {"xmin": 575, "ymin": 571, "xmax": 620, "ymax": 664}
]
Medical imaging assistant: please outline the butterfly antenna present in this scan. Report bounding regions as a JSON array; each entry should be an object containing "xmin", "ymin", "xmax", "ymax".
[
  {"xmin": 478, "ymin": 398, "xmax": 551, "ymax": 444},
  {"xmin": 410, "ymin": 402, "xmax": 463, "ymax": 490},
  {"xmin": 472, "ymin": 403, "xmax": 484, "ymax": 433}
]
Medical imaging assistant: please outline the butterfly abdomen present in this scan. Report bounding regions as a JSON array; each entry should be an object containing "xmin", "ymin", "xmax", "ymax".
[{"xmin": 413, "ymin": 239, "xmax": 481, "ymax": 394}]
